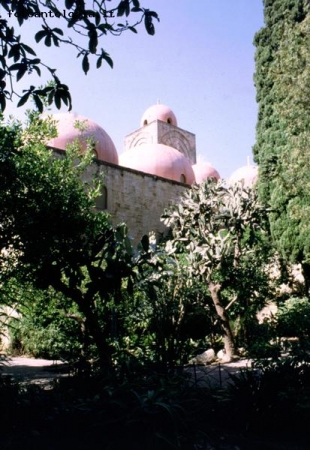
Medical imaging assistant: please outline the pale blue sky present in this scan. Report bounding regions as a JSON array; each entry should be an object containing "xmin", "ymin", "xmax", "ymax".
[{"xmin": 4, "ymin": 0, "xmax": 264, "ymax": 179}]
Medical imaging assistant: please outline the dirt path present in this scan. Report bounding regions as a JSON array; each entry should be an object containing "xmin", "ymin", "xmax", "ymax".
[
  {"xmin": 1, "ymin": 356, "xmax": 69, "ymax": 386},
  {"xmin": 1, "ymin": 355, "xmax": 253, "ymax": 388}
]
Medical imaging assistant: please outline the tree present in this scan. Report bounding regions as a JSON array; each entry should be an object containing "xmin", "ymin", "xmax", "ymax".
[
  {"xmin": 0, "ymin": 0, "xmax": 159, "ymax": 111},
  {"xmin": 132, "ymin": 236, "xmax": 216, "ymax": 370},
  {"xmin": 162, "ymin": 180, "xmax": 273, "ymax": 361},
  {"xmin": 0, "ymin": 112, "xmax": 137, "ymax": 372},
  {"xmin": 253, "ymin": 0, "xmax": 310, "ymax": 290}
]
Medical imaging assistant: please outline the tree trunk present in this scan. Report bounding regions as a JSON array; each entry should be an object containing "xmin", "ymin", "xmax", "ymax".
[
  {"xmin": 209, "ymin": 281, "xmax": 238, "ymax": 362},
  {"xmin": 51, "ymin": 279, "xmax": 114, "ymax": 374},
  {"xmin": 79, "ymin": 299, "xmax": 114, "ymax": 374}
]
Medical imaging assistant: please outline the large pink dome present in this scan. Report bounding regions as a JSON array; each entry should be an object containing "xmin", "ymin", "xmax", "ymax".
[
  {"xmin": 119, "ymin": 143, "xmax": 195, "ymax": 184},
  {"xmin": 192, "ymin": 162, "xmax": 220, "ymax": 184},
  {"xmin": 228, "ymin": 165, "xmax": 258, "ymax": 187},
  {"xmin": 46, "ymin": 113, "xmax": 118, "ymax": 164},
  {"xmin": 140, "ymin": 104, "xmax": 178, "ymax": 127}
]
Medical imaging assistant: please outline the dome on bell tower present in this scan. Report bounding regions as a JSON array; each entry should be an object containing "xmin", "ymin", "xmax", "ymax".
[{"xmin": 140, "ymin": 104, "xmax": 178, "ymax": 127}]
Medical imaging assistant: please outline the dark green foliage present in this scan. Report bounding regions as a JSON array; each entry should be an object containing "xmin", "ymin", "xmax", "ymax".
[
  {"xmin": 134, "ymin": 265, "xmax": 216, "ymax": 370},
  {"xmin": 0, "ymin": 113, "xmax": 139, "ymax": 372},
  {"xmin": 0, "ymin": 0, "xmax": 159, "ymax": 111},
  {"xmin": 108, "ymin": 245, "xmax": 217, "ymax": 372},
  {"xmin": 254, "ymin": 0, "xmax": 310, "ymax": 286},
  {"xmin": 276, "ymin": 297, "xmax": 310, "ymax": 356},
  {"xmin": 8, "ymin": 288, "xmax": 84, "ymax": 360},
  {"xmin": 244, "ymin": 319, "xmax": 280, "ymax": 359}
]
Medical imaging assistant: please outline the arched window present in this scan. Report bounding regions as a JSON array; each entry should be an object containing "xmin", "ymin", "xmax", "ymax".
[
  {"xmin": 180, "ymin": 174, "xmax": 186, "ymax": 183},
  {"xmin": 143, "ymin": 119, "xmax": 148, "ymax": 126},
  {"xmin": 95, "ymin": 186, "xmax": 108, "ymax": 210},
  {"xmin": 167, "ymin": 118, "xmax": 172, "ymax": 124}
]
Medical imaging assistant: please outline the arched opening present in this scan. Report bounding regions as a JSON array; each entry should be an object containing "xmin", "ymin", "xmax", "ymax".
[
  {"xmin": 180, "ymin": 174, "xmax": 186, "ymax": 183},
  {"xmin": 143, "ymin": 119, "xmax": 148, "ymax": 126},
  {"xmin": 167, "ymin": 118, "xmax": 172, "ymax": 124},
  {"xmin": 95, "ymin": 186, "xmax": 108, "ymax": 210}
]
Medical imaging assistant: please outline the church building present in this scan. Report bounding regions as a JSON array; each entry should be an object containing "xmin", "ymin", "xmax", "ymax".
[{"xmin": 46, "ymin": 103, "xmax": 257, "ymax": 243}]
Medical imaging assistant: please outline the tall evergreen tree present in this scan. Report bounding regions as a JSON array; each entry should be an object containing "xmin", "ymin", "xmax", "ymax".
[{"xmin": 253, "ymin": 0, "xmax": 310, "ymax": 289}]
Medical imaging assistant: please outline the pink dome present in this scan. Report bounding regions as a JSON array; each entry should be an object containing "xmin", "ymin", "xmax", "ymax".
[
  {"xmin": 119, "ymin": 143, "xmax": 195, "ymax": 184},
  {"xmin": 140, "ymin": 104, "xmax": 178, "ymax": 127},
  {"xmin": 46, "ymin": 113, "xmax": 118, "ymax": 164},
  {"xmin": 228, "ymin": 165, "xmax": 258, "ymax": 187},
  {"xmin": 192, "ymin": 162, "xmax": 220, "ymax": 184}
]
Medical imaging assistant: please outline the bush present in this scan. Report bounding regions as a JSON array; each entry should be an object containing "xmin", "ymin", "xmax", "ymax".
[
  {"xmin": 9, "ymin": 318, "xmax": 82, "ymax": 360},
  {"xmin": 8, "ymin": 291, "xmax": 84, "ymax": 361},
  {"xmin": 245, "ymin": 319, "xmax": 280, "ymax": 359},
  {"xmin": 276, "ymin": 297, "xmax": 310, "ymax": 341}
]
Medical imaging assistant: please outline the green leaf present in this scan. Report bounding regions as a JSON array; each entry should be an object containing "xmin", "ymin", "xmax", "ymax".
[
  {"xmin": 144, "ymin": 16, "xmax": 155, "ymax": 36},
  {"xmin": 147, "ymin": 11, "xmax": 159, "ymax": 19},
  {"xmin": 82, "ymin": 54, "xmax": 90, "ymax": 74},
  {"xmin": 45, "ymin": 34, "xmax": 52, "ymax": 47},
  {"xmin": 33, "ymin": 94, "xmax": 43, "ymax": 113},
  {"xmin": 0, "ymin": 92, "xmax": 6, "ymax": 111},
  {"xmin": 16, "ymin": 66, "xmax": 27, "ymax": 82},
  {"xmin": 101, "ymin": 51, "xmax": 113, "ymax": 69},
  {"xmin": 128, "ymin": 26, "xmax": 137, "ymax": 34},
  {"xmin": 8, "ymin": 45, "xmax": 20, "ymax": 61},
  {"xmin": 52, "ymin": 35, "xmax": 60, "ymax": 47},
  {"xmin": 32, "ymin": 65, "xmax": 41, "ymax": 76},
  {"xmin": 116, "ymin": 1, "xmax": 130, "ymax": 17},
  {"xmin": 53, "ymin": 28, "xmax": 64, "ymax": 36},
  {"xmin": 29, "ymin": 58, "xmax": 41, "ymax": 65},
  {"xmin": 21, "ymin": 44, "xmax": 36, "ymax": 56},
  {"xmin": 54, "ymin": 91, "xmax": 61, "ymax": 109},
  {"xmin": 35, "ymin": 30, "xmax": 48, "ymax": 43},
  {"xmin": 9, "ymin": 63, "xmax": 23, "ymax": 72},
  {"xmin": 47, "ymin": 90, "xmax": 54, "ymax": 105},
  {"xmin": 117, "ymin": 1, "xmax": 127, "ymax": 17},
  {"xmin": 96, "ymin": 56, "xmax": 102, "ymax": 69},
  {"xmin": 132, "ymin": 0, "xmax": 140, "ymax": 8}
]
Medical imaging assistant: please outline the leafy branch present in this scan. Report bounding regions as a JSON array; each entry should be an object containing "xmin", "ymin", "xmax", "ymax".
[{"xmin": 0, "ymin": 0, "xmax": 159, "ymax": 111}]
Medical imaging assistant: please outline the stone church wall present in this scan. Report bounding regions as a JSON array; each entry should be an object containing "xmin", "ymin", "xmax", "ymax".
[{"xmin": 87, "ymin": 159, "xmax": 189, "ymax": 244}]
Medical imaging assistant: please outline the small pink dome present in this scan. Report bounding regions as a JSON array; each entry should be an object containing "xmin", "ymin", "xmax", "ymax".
[
  {"xmin": 140, "ymin": 104, "xmax": 178, "ymax": 127},
  {"xmin": 119, "ymin": 143, "xmax": 195, "ymax": 184},
  {"xmin": 46, "ymin": 113, "xmax": 118, "ymax": 164},
  {"xmin": 228, "ymin": 165, "xmax": 258, "ymax": 187},
  {"xmin": 192, "ymin": 162, "xmax": 220, "ymax": 184}
]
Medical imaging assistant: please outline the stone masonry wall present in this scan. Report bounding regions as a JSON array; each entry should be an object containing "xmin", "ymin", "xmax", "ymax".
[
  {"xmin": 52, "ymin": 148, "xmax": 188, "ymax": 244},
  {"xmin": 89, "ymin": 160, "xmax": 189, "ymax": 244}
]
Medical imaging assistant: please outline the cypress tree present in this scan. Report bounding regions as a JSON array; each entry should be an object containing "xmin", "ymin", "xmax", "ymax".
[{"xmin": 254, "ymin": 0, "xmax": 310, "ymax": 289}]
